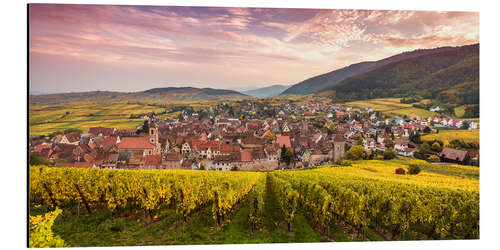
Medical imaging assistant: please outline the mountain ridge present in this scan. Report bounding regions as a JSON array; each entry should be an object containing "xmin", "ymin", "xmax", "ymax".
[
  {"xmin": 242, "ymin": 84, "xmax": 290, "ymax": 98},
  {"xmin": 29, "ymin": 87, "xmax": 249, "ymax": 105},
  {"xmin": 281, "ymin": 44, "xmax": 472, "ymax": 95}
]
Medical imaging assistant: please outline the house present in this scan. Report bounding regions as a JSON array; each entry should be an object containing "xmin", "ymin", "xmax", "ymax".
[
  {"xmin": 397, "ymin": 147, "xmax": 416, "ymax": 157},
  {"xmin": 163, "ymin": 152, "xmax": 182, "ymax": 169},
  {"xmin": 144, "ymin": 155, "xmax": 162, "ymax": 169},
  {"xmin": 88, "ymin": 127, "xmax": 116, "ymax": 137},
  {"xmin": 429, "ymin": 106, "xmax": 440, "ymax": 112},
  {"xmin": 118, "ymin": 137, "xmax": 157, "ymax": 156},
  {"xmin": 439, "ymin": 147, "xmax": 471, "ymax": 165}
]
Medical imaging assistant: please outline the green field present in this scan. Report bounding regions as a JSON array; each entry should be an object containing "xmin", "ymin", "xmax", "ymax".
[
  {"xmin": 30, "ymin": 159, "xmax": 478, "ymax": 246},
  {"xmin": 345, "ymin": 98, "xmax": 438, "ymax": 118},
  {"xmin": 422, "ymin": 129, "xmax": 479, "ymax": 145}
]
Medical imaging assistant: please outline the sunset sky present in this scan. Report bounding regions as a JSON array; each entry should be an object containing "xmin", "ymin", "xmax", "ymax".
[{"xmin": 28, "ymin": 4, "xmax": 479, "ymax": 94}]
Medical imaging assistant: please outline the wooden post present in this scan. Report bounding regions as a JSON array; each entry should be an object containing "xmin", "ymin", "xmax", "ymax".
[
  {"xmin": 42, "ymin": 182, "xmax": 57, "ymax": 208},
  {"xmin": 143, "ymin": 187, "xmax": 153, "ymax": 221},
  {"xmin": 74, "ymin": 183, "xmax": 92, "ymax": 214},
  {"xmin": 77, "ymin": 199, "xmax": 80, "ymax": 218},
  {"xmin": 214, "ymin": 192, "xmax": 220, "ymax": 228},
  {"xmin": 428, "ymin": 207, "xmax": 446, "ymax": 238}
]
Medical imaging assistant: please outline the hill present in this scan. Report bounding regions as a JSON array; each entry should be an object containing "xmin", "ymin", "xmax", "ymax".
[
  {"xmin": 29, "ymin": 87, "xmax": 249, "ymax": 105},
  {"xmin": 319, "ymin": 44, "xmax": 479, "ymax": 107},
  {"xmin": 281, "ymin": 45, "xmax": 461, "ymax": 95},
  {"xmin": 242, "ymin": 85, "xmax": 290, "ymax": 98}
]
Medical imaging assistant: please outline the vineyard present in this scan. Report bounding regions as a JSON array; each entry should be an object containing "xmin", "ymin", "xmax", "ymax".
[{"xmin": 29, "ymin": 160, "xmax": 479, "ymax": 246}]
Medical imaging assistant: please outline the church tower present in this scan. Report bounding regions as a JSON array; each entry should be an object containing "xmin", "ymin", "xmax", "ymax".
[{"xmin": 149, "ymin": 120, "xmax": 160, "ymax": 154}]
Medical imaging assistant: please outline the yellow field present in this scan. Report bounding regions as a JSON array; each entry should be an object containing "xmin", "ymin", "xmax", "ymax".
[
  {"xmin": 320, "ymin": 158, "xmax": 479, "ymax": 192},
  {"xmin": 421, "ymin": 129, "xmax": 479, "ymax": 145},
  {"xmin": 29, "ymin": 103, "xmax": 166, "ymax": 135},
  {"xmin": 345, "ymin": 98, "xmax": 438, "ymax": 118}
]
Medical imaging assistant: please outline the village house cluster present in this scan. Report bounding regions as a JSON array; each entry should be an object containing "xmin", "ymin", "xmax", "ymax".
[{"xmin": 29, "ymin": 100, "xmax": 478, "ymax": 170}]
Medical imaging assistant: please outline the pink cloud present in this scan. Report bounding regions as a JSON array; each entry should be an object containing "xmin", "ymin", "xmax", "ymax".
[{"xmin": 28, "ymin": 5, "xmax": 479, "ymax": 92}]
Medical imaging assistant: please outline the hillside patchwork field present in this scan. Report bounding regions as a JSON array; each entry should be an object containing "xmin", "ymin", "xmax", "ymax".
[
  {"xmin": 421, "ymin": 129, "xmax": 479, "ymax": 145},
  {"xmin": 345, "ymin": 98, "xmax": 438, "ymax": 118},
  {"xmin": 29, "ymin": 103, "xmax": 168, "ymax": 135},
  {"xmin": 29, "ymin": 159, "xmax": 479, "ymax": 247}
]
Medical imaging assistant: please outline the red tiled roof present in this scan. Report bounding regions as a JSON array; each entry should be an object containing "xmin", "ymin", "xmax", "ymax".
[
  {"xmin": 88, "ymin": 127, "xmax": 116, "ymax": 136},
  {"xmin": 65, "ymin": 132, "xmax": 81, "ymax": 143},
  {"xmin": 74, "ymin": 162, "xmax": 93, "ymax": 169},
  {"xmin": 277, "ymin": 135, "xmax": 291, "ymax": 148},
  {"xmin": 440, "ymin": 147, "xmax": 469, "ymax": 162},
  {"xmin": 165, "ymin": 152, "xmax": 182, "ymax": 161},
  {"xmin": 334, "ymin": 134, "xmax": 344, "ymax": 142},
  {"xmin": 241, "ymin": 151, "xmax": 253, "ymax": 162},
  {"xmin": 118, "ymin": 137, "xmax": 155, "ymax": 149},
  {"xmin": 101, "ymin": 136, "xmax": 118, "ymax": 147},
  {"xmin": 145, "ymin": 155, "xmax": 162, "ymax": 165}
]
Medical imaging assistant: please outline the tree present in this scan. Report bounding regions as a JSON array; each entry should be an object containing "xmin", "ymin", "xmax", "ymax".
[
  {"xmin": 462, "ymin": 120, "xmax": 470, "ymax": 130},
  {"xmin": 29, "ymin": 153, "xmax": 51, "ymax": 166},
  {"xmin": 357, "ymin": 136, "xmax": 364, "ymax": 146},
  {"xmin": 280, "ymin": 144, "xmax": 288, "ymax": 165},
  {"xmin": 327, "ymin": 123, "xmax": 336, "ymax": 135},
  {"xmin": 383, "ymin": 148, "xmax": 397, "ymax": 160},
  {"xmin": 431, "ymin": 142, "xmax": 442, "ymax": 152},
  {"xmin": 383, "ymin": 139, "xmax": 394, "ymax": 149},
  {"xmin": 136, "ymin": 120, "xmax": 149, "ymax": 134},
  {"xmin": 346, "ymin": 145, "xmax": 366, "ymax": 160}
]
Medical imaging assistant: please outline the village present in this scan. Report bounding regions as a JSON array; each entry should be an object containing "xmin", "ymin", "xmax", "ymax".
[{"xmin": 29, "ymin": 100, "xmax": 479, "ymax": 171}]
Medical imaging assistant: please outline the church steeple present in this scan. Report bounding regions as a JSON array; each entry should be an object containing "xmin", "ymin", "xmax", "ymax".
[{"xmin": 149, "ymin": 119, "xmax": 158, "ymax": 145}]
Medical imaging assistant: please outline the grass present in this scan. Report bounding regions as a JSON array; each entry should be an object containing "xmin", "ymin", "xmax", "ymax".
[{"xmin": 421, "ymin": 129, "xmax": 479, "ymax": 145}]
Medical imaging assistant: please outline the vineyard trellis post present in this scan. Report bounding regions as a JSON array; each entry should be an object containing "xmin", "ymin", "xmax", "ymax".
[
  {"xmin": 143, "ymin": 187, "xmax": 153, "ymax": 222},
  {"xmin": 428, "ymin": 206, "xmax": 446, "ymax": 239},
  {"xmin": 252, "ymin": 197, "xmax": 258, "ymax": 233},
  {"xmin": 42, "ymin": 182, "xmax": 57, "ymax": 208},
  {"xmin": 74, "ymin": 183, "xmax": 92, "ymax": 214},
  {"xmin": 214, "ymin": 191, "xmax": 221, "ymax": 229}
]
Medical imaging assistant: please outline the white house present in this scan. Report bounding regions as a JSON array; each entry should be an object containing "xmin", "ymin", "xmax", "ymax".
[{"xmin": 430, "ymin": 106, "xmax": 441, "ymax": 112}]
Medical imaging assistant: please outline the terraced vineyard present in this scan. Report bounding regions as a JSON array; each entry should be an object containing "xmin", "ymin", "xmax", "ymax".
[
  {"xmin": 29, "ymin": 159, "xmax": 479, "ymax": 247},
  {"xmin": 29, "ymin": 103, "xmax": 168, "ymax": 135}
]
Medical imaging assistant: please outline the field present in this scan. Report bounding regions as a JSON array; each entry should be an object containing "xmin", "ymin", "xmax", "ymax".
[
  {"xmin": 345, "ymin": 98, "xmax": 438, "ymax": 118},
  {"xmin": 29, "ymin": 103, "xmax": 169, "ymax": 135},
  {"xmin": 421, "ymin": 129, "xmax": 479, "ymax": 145},
  {"xmin": 29, "ymin": 159, "xmax": 479, "ymax": 247}
]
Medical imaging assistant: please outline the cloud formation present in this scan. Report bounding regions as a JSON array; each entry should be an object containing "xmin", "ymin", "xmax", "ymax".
[{"xmin": 29, "ymin": 4, "xmax": 479, "ymax": 93}]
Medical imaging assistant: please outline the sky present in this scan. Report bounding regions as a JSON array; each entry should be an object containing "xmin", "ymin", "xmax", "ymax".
[{"xmin": 28, "ymin": 4, "xmax": 479, "ymax": 94}]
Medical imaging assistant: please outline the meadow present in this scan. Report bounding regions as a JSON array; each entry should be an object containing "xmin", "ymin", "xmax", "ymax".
[
  {"xmin": 29, "ymin": 158, "xmax": 478, "ymax": 247},
  {"xmin": 421, "ymin": 129, "xmax": 479, "ymax": 145}
]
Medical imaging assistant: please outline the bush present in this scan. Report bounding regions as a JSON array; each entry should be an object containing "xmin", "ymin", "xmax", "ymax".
[
  {"xmin": 408, "ymin": 164, "xmax": 422, "ymax": 175},
  {"xmin": 428, "ymin": 155, "xmax": 440, "ymax": 162},
  {"xmin": 346, "ymin": 145, "xmax": 366, "ymax": 160},
  {"xmin": 337, "ymin": 159, "xmax": 352, "ymax": 166},
  {"xmin": 395, "ymin": 168, "xmax": 406, "ymax": 175},
  {"xmin": 30, "ymin": 153, "xmax": 51, "ymax": 166},
  {"xmin": 29, "ymin": 208, "xmax": 65, "ymax": 248}
]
